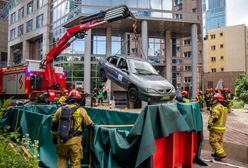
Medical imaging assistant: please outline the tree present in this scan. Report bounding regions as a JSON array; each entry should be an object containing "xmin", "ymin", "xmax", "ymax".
[{"xmin": 235, "ymin": 73, "xmax": 248, "ymax": 104}]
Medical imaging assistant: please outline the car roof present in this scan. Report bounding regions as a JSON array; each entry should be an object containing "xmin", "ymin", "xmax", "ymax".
[{"xmin": 107, "ymin": 55, "xmax": 145, "ymax": 61}]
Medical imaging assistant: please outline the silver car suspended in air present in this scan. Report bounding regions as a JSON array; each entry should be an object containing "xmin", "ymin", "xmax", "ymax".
[{"xmin": 98, "ymin": 55, "xmax": 176, "ymax": 103}]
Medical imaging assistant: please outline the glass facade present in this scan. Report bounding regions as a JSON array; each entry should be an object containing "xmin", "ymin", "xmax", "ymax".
[
  {"xmin": 205, "ymin": 0, "xmax": 226, "ymax": 33},
  {"xmin": 50, "ymin": 0, "xmax": 194, "ymax": 89}
]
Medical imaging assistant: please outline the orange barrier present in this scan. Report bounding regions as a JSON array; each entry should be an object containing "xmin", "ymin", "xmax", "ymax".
[{"xmin": 153, "ymin": 132, "xmax": 198, "ymax": 168}]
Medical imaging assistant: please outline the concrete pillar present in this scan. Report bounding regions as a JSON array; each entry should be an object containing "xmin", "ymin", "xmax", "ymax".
[
  {"xmin": 84, "ymin": 29, "xmax": 91, "ymax": 94},
  {"xmin": 191, "ymin": 24, "xmax": 198, "ymax": 99},
  {"xmin": 43, "ymin": 31, "xmax": 50, "ymax": 59},
  {"xmin": 141, "ymin": 20, "xmax": 148, "ymax": 59},
  {"xmin": 23, "ymin": 40, "xmax": 30, "ymax": 60},
  {"xmin": 106, "ymin": 26, "xmax": 112, "ymax": 56},
  {"xmin": 166, "ymin": 31, "xmax": 172, "ymax": 83},
  {"xmin": 7, "ymin": 45, "xmax": 12, "ymax": 66}
]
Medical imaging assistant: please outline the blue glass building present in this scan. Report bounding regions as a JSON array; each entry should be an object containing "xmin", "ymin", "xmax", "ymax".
[{"xmin": 205, "ymin": 0, "xmax": 226, "ymax": 34}]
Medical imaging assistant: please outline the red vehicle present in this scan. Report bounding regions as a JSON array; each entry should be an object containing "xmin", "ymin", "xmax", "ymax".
[{"xmin": 0, "ymin": 5, "xmax": 133, "ymax": 102}]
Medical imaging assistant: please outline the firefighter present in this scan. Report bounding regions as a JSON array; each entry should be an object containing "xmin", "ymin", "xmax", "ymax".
[
  {"xmin": 196, "ymin": 90, "xmax": 204, "ymax": 110},
  {"xmin": 176, "ymin": 90, "xmax": 190, "ymax": 103},
  {"xmin": 205, "ymin": 88, "xmax": 213, "ymax": 111},
  {"xmin": 224, "ymin": 88, "xmax": 232, "ymax": 113},
  {"xmin": 51, "ymin": 89, "xmax": 94, "ymax": 168},
  {"xmin": 208, "ymin": 93, "xmax": 228, "ymax": 160}
]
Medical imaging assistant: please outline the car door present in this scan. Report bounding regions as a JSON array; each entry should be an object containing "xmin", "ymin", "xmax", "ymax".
[
  {"xmin": 104, "ymin": 56, "xmax": 119, "ymax": 81},
  {"xmin": 115, "ymin": 58, "xmax": 129, "ymax": 89}
]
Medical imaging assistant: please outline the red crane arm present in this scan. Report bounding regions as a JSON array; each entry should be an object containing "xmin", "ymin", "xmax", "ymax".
[
  {"xmin": 44, "ymin": 5, "xmax": 134, "ymax": 89},
  {"xmin": 44, "ymin": 20, "xmax": 109, "ymax": 88}
]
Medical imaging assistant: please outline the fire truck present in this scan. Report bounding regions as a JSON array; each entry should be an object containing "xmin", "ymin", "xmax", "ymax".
[{"xmin": 0, "ymin": 5, "xmax": 133, "ymax": 102}]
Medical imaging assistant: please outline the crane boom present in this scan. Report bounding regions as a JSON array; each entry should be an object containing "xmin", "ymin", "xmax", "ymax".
[{"xmin": 44, "ymin": 5, "xmax": 134, "ymax": 89}]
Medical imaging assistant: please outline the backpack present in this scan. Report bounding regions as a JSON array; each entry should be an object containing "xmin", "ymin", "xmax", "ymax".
[{"xmin": 58, "ymin": 105, "xmax": 80, "ymax": 143}]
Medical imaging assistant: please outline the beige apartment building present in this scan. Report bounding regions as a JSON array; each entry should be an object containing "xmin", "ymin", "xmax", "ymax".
[
  {"xmin": 203, "ymin": 24, "xmax": 248, "ymax": 92},
  {"xmin": 8, "ymin": 0, "xmax": 50, "ymax": 65}
]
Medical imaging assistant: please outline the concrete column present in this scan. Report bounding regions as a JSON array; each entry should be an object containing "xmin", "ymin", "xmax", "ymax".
[
  {"xmin": 141, "ymin": 20, "xmax": 148, "ymax": 59},
  {"xmin": 43, "ymin": 31, "xmax": 50, "ymax": 59},
  {"xmin": 166, "ymin": 31, "xmax": 172, "ymax": 83},
  {"xmin": 84, "ymin": 29, "xmax": 91, "ymax": 93},
  {"xmin": 23, "ymin": 40, "xmax": 30, "ymax": 60},
  {"xmin": 191, "ymin": 24, "xmax": 198, "ymax": 99},
  {"xmin": 106, "ymin": 26, "xmax": 112, "ymax": 56}
]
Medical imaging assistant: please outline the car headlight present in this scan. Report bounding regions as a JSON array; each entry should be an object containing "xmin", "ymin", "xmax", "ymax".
[{"xmin": 145, "ymin": 88, "xmax": 153, "ymax": 93}]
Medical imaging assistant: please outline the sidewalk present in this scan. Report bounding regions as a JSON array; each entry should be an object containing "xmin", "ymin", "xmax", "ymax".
[{"xmin": 199, "ymin": 108, "xmax": 248, "ymax": 167}]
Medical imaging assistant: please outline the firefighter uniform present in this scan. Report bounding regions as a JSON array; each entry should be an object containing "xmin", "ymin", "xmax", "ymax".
[
  {"xmin": 208, "ymin": 93, "xmax": 228, "ymax": 159},
  {"xmin": 51, "ymin": 90, "xmax": 93, "ymax": 168}
]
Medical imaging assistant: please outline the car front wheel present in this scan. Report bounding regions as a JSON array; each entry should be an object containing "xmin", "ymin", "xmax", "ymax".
[
  {"xmin": 100, "ymin": 70, "xmax": 107, "ymax": 82},
  {"xmin": 128, "ymin": 86, "xmax": 138, "ymax": 103}
]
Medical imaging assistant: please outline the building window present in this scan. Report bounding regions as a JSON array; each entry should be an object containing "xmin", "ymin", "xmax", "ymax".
[
  {"xmin": 10, "ymin": 12, "xmax": 16, "ymax": 24},
  {"xmin": 111, "ymin": 36, "xmax": 121, "ymax": 55},
  {"xmin": 221, "ymin": 56, "xmax": 224, "ymax": 60},
  {"xmin": 211, "ymin": 68, "xmax": 216, "ymax": 72},
  {"xmin": 175, "ymin": 13, "xmax": 183, "ymax": 19},
  {"xmin": 38, "ymin": 38, "xmax": 43, "ymax": 60},
  {"xmin": 10, "ymin": 28, "xmax": 15, "ymax": 40},
  {"xmin": 36, "ymin": 14, "xmax": 43, "ymax": 28},
  {"xmin": 148, "ymin": 37, "xmax": 164, "ymax": 57},
  {"xmin": 37, "ymin": 0, "xmax": 44, "ymax": 8},
  {"xmin": 211, "ymin": 57, "xmax": 216, "ymax": 62},
  {"xmin": 27, "ymin": 1, "xmax": 33, "ymax": 15},
  {"xmin": 211, "ymin": 45, "xmax": 216, "ymax": 50},
  {"xmin": 185, "ymin": 66, "xmax": 191, "ymax": 71},
  {"xmin": 221, "ymin": 67, "xmax": 224, "ymax": 72},
  {"xmin": 184, "ymin": 77, "xmax": 192, "ymax": 83},
  {"xmin": 192, "ymin": 8, "xmax": 197, "ymax": 13},
  {"xmin": 220, "ymin": 44, "xmax": 224, "ymax": 48},
  {"xmin": 18, "ymin": 7, "xmax": 24, "ymax": 20},
  {"xmin": 220, "ymin": 32, "xmax": 223, "ymax": 36},
  {"xmin": 175, "ymin": 0, "xmax": 183, "ymax": 5},
  {"xmin": 184, "ymin": 51, "xmax": 192, "ymax": 58},
  {"xmin": 93, "ymin": 35, "xmax": 106, "ymax": 55},
  {"xmin": 26, "ymin": 19, "xmax": 33, "ymax": 32},
  {"xmin": 184, "ymin": 39, "xmax": 191, "ymax": 45},
  {"xmin": 176, "ymin": 46, "xmax": 180, "ymax": 52},
  {"xmin": 1, "ymin": 52, "xmax": 7, "ymax": 62},
  {"xmin": 17, "ymin": 24, "xmax": 23, "ymax": 37},
  {"xmin": 210, "ymin": 34, "xmax": 215, "ymax": 39}
]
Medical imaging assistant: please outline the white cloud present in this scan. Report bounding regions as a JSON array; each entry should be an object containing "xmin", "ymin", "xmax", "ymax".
[{"xmin": 226, "ymin": 0, "xmax": 248, "ymax": 26}]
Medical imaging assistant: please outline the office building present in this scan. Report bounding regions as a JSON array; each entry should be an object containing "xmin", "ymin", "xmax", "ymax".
[
  {"xmin": 203, "ymin": 24, "xmax": 248, "ymax": 91},
  {"xmin": 0, "ymin": 0, "xmax": 8, "ymax": 67},
  {"xmin": 205, "ymin": 0, "xmax": 226, "ymax": 35},
  {"xmin": 8, "ymin": 0, "xmax": 203, "ymax": 100}
]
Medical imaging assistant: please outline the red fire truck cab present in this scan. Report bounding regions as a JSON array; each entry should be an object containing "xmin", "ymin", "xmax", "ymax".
[{"xmin": 0, "ymin": 60, "xmax": 65, "ymax": 101}]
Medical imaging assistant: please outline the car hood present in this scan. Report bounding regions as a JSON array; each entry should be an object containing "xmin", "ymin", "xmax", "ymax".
[{"xmin": 131, "ymin": 74, "xmax": 174, "ymax": 89}]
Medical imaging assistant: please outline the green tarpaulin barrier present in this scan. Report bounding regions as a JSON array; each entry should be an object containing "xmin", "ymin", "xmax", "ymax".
[{"xmin": 1, "ymin": 102, "xmax": 205, "ymax": 168}]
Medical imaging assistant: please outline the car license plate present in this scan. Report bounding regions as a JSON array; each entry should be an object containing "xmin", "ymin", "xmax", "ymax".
[{"xmin": 161, "ymin": 96, "xmax": 169, "ymax": 101}]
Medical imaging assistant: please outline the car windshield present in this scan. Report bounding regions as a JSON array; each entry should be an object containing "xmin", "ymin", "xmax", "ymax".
[{"xmin": 129, "ymin": 59, "xmax": 158, "ymax": 75}]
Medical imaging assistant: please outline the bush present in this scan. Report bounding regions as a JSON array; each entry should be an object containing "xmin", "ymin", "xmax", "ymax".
[
  {"xmin": 232, "ymin": 99, "xmax": 244, "ymax": 109},
  {"xmin": 0, "ymin": 135, "xmax": 35, "ymax": 168},
  {"xmin": 235, "ymin": 73, "xmax": 248, "ymax": 104}
]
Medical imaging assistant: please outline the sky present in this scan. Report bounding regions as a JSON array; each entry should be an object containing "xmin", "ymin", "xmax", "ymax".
[{"xmin": 226, "ymin": 0, "xmax": 248, "ymax": 26}]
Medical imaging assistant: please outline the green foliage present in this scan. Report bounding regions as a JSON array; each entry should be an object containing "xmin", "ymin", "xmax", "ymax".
[
  {"xmin": 0, "ymin": 128, "xmax": 39, "ymax": 167},
  {"xmin": 235, "ymin": 73, "xmax": 248, "ymax": 104},
  {"xmin": 232, "ymin": 99, "xmax": 244, "ymax": 109},
  {"xmin": 0, "ymin": 96, "xmax": 14, "ymax": 116}
]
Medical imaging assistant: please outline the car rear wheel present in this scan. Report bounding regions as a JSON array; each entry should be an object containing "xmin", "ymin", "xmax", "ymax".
[
  {"xmin": 128, "ymin": 86, "xmax": 138, "ymax": 103},
  {"xmin": 100, "ymin": 70, "xmax": 107, "ymax": 82}
]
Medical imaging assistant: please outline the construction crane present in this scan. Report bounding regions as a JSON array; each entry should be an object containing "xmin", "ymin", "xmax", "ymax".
[{"xmin": 0, "ymin": 5, "xmax": 134, "ymax": 102}]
